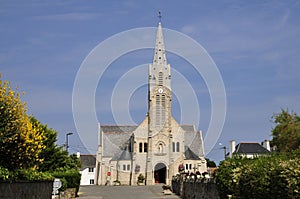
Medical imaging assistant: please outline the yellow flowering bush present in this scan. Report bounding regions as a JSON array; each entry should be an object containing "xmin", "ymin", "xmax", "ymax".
[{"xmin": 0, "ymin": 75, "xmax": 45, "ymax": 170}]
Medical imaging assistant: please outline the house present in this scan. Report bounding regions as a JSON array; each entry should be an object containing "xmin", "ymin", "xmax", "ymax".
[
  {"xmin": 95, "ymin": 19, "xmax": 207, "ymax": 186},
  {"xmin": 78, "ymin": 153, "xmax": 96, "ymax": 185},
  {"xmin": 228, "ymin": 140, "xmax": 271, "ymax": 158}
]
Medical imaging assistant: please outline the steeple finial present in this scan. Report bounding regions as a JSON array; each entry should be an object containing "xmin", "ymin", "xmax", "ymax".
[{"xmin": 158, "ymin": 11, "xmax": 162, "ymax": 22}]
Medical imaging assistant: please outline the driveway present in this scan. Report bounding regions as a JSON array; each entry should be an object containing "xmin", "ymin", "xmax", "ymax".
[{"xmin": 78, "ymin": 185, "xmax": 180, "ymax": 199}]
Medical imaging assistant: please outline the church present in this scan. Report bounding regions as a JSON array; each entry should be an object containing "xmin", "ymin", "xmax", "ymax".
[{"xmin": 95, "ymin": 20, "xmax": 207, "ymax": 186}]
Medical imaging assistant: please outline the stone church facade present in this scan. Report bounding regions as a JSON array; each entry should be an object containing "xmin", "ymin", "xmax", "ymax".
[{"xmin": 95, "ymin": 21, "xmax": 207, "ymax": 186}]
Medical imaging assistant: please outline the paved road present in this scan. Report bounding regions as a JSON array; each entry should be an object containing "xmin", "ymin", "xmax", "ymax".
[{"xmin": 78, "ymin": 185, "xmax": 180, "ymax": 199}]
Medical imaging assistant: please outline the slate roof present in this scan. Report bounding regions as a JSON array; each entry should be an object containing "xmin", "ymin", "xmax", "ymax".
[
  {"xmin": 111, "ymin": 148, "xmax": 132, "ymax": 161},
  {"xmin": 101, "ymin": 125, "xmax": 138, "ymax": 133},
  {"xmin": 80, "ymin": 155, "xmax": 96, "ymax": 170},
  {"xmin": 234, "ymin": 142, "xmax": 270, "ymax": 154},
  {"xmin": 183, "ymin": 125, "xmax": 204, "ymax": 157},
  {"xmin": 101, "ymin": 125, "xmax": 137, "ymax": 157},
  {"xmin": 185, "ymin": 146, "xmax": 200, "ymax": 160}
]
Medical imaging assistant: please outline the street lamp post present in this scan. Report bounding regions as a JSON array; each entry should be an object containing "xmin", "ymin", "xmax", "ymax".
[
  {"xmin": 66, "ymin": 132, "xmax": 73, "ymax": 153},
  {"xmin": 223, "ymin": 146, "xmax": 227, "ymax": 159}
]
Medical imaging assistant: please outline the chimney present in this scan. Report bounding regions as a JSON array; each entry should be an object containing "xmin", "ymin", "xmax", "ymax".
[
  {"xmin": 76, "ymin": 152, "xmax": 80, "ymax": 158},
  {"xmin": 262, "ymin": 140, "xmax": 271, "ymax": 151},
  {"xmin": 229, "ymin": 140, "xmax": 236, "ymax": 158}
]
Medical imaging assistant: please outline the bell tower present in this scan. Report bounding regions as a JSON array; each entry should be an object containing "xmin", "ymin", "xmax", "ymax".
[
  {"xmin": 148, "ymin": 19, "xmax": 171, "ymax": 132},
  {"xmin": 146, "ymin": 13, "xmax": 173, "ymax": 185}
]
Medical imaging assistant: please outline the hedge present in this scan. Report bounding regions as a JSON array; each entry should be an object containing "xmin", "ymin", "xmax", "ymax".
[
  {"xmin": 0, "ymin": 167, "xmax": 54, "ymax": 182},
  {"xmin": 51, "ymin": 168, "xmax": 81, "ymax": 196},
  {"xmin": 214, "ymin": 154, "xmax": 300, "ymax": 199}
]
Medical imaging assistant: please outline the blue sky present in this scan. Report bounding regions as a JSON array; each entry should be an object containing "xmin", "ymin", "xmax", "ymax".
[{"xmin": 1, "ymin": 0, "xmax": 300, "ymax": 164}]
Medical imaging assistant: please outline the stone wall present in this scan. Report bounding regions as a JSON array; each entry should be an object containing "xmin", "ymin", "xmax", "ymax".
[
  {"xmin": 0, "ymin": 181, "xmax": 53, "ymax": 199},
  {"xmin": 172, "ymin": 175, "xmax": 220, "ymax": 199},
  {"xmin": 58, "ymin": 188, "xmax": 76, "ymax": 199}
]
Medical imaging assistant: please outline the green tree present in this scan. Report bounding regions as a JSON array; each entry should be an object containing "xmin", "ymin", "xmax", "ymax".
[
  {"xmin": 0, "ymin": 76, "xmax": 45, "ymax": 170},
  {"xmin": 271, "ymin": 109, "xmax": 300, "ymax": 152},
  {"xmin": 215, "ymin": 155, "xmax": 300, "ymax": 199},
  {"xmin": 30, "ymin": 117, "xmax": 81, "ymax": 172},
  {"xmin": 205, "ymin": 158, "xmax": 216, "ymax": 167}
]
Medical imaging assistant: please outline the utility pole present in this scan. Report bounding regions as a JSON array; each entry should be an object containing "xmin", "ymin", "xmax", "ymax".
[{"xmin": 66, "ymin": 132, "xmax": 73, "ymax": 153}]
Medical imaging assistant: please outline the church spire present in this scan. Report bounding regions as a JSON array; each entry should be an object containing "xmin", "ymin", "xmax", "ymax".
[
  {"xmin": 152, "ymin": 19, "xmax": 167, "ymax": 68},
  {"xmin": 149, "ymin": 14, "xmax": 171, "ymax": 90}
]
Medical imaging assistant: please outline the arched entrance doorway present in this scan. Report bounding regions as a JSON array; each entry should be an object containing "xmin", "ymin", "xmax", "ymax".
[{"xmin": 154, "ymin": 163, "xmax": 166, "ymax": 184}]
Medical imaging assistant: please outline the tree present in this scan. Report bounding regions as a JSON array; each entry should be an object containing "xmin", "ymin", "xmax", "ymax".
[
  {"xmin": 206, "ymin": 158, "xmax": 217, "ymax": 167},
  {"xmin": 0, "ymin": 76, "xmax": 45, "ymax": 170},
  {"xmin": 271, "ymin": 109, "xmax": 300, "ymax": 152},
  {"xmin": 30, "ymin": 117, "xmax": 81, "ymax": 172}
]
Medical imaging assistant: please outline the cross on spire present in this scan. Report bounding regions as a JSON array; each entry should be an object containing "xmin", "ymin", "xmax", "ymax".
[{"xmin": 158, "ymin": 11, "xmax": 162, "ymax": 22}]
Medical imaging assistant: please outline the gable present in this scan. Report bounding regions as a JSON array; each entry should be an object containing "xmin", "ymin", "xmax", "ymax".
[{"xmin": 183, "ymin": 125, "xmax": 205, "ymax": 157}]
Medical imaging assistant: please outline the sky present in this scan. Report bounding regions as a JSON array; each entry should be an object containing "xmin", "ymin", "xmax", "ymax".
[{"xmin": 1, "ymin": 0, "xmax": 300, "ymax": 164}]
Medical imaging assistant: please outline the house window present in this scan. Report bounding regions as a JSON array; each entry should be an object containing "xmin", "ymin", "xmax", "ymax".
[
  {"xmin": 139, "ymin": 142, "xmax": 143, "ymax": 153},
  {"xmin": 144, "ymin": 143, "xmax": 148, "ymax": 152},
  {"xmin": 127, "ymin": 164, "xmax": 130, "ymax": 171},
  {"xmin": 172, "ymin": 142, "xmax": 175, "ymax": 152},
  {"xmin": 123, "ymin": 165, "xmax": 126, "ymax": 171},
  {"xmin": 186, "ymin": 164, "xmax": 188, "ymax": 170},
  {"xmin": 176, "ymin": 142, "xmax": 180, "ymax": 152},
  {"xmin": 88, "ymin": 168, "xmax": 94, "ymax": 172},
  {"xmin": 189, "ymin": 164, "xmax": 192, "ymax": 170},
  {"xmin": 90, "ymin": 179, "xmax": 94, "ymax": 185}
]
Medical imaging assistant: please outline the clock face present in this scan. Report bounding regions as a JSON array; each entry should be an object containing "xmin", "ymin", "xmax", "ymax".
[{"xmin": 158, "ymin": 88, "xmax": 163, "ymax": 93}]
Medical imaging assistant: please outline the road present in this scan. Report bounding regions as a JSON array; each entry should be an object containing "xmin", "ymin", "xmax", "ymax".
[{"xmin": 78, "ymin": 185, "xmax": 180, "ymax": 199}]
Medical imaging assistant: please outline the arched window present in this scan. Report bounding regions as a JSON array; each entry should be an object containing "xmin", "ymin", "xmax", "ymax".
[
  {"xmin": 139, "ymin": 142, "xmax": 143, "ymax": 153},
  {"xmin": 172, "ymin": 142, "xmax": 175, "ymax": 152},
  {"xmin": 176, "ymin": 142, "xmax": 180, "ymax": 152},
  {"xmin": 144, "ymin": 143, "xmax": 148, "ymax": 152}
]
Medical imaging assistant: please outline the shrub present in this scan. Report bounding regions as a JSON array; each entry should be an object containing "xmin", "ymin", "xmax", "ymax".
[
  {"xmin": 215, "ymin": 154, "xmax": 300, "ymax": 199},
  {"xmin": 137, "ymin": 173, "xmax": 145, "ymax": 183},
  {"xmin": 0, "ymin": 167, "xmax": 54, "ymax": 183},
  {"xmin": 51, "ymin": 169, "xmax": 81, "ymax": 196}
]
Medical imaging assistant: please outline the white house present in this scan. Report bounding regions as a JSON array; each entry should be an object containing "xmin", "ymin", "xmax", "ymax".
[
  {"xmin": 228, "ymin": 140, "xmax": 271, "ymax": 158},
  {"xmin": 78, "ymin": 153, "xmax": 96, "ymax": 185}
]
